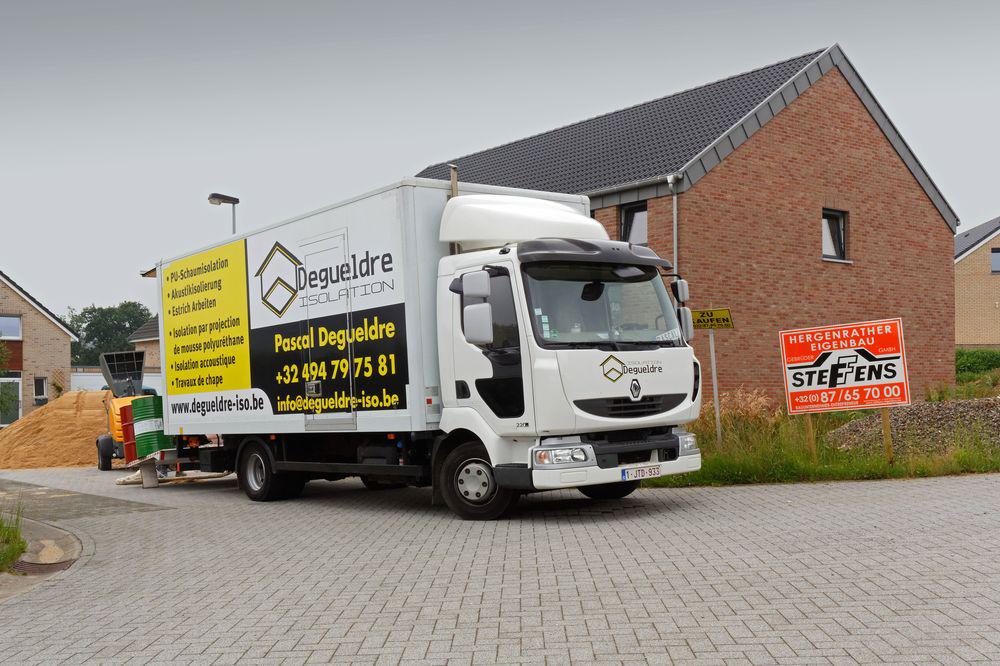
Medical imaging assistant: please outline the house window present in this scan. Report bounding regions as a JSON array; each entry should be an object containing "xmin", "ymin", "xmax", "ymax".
[
  {"xmin": 34, "ymin": 376, "xmax": 47, "ymax": 398},
  {"xmin": 0, "ymin": 315, "xmax": 21, "ymax": 340},
  {"xmin": 992, "ymin": 249, "xmax": 1000, "ymax": 274},
  {"xmin": 621, "ymin": 202, "xmax": 648, "ymax": 245},
  {"xmin": 822, "ymin": 209, "xmax": 848, "ymax": 260}
]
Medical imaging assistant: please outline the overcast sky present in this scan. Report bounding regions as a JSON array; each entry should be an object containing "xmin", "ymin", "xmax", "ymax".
[{"xmin": 2, "ymin": 0, "xmax": 998, "ymax": 316}]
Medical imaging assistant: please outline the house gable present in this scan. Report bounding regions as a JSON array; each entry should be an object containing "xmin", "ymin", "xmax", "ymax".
[{"xmin": 0, "ymin": 272, "xmax": 77, "ymax": 341}]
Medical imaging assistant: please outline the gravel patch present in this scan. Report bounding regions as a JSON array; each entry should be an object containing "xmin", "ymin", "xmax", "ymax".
[{"xmin": 832, "ymin": 397, "xmax": 1000, "ymax": 455}]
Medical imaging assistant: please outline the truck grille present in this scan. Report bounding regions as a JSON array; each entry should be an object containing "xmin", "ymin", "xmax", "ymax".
[{"xmin": 573, "ymin": 393, "xmax": 685, "ymax": 418}]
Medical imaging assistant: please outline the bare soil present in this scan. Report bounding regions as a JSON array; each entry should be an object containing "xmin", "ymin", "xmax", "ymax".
[{"xmin": 832, "ymin": 397, "xmax": 1000, "ymax": 454}]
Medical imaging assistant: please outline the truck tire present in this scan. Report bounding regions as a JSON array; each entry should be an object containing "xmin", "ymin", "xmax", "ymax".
[
  {"xmin": 439, "ymin": 441, "xmax": 518, "ymax": 520},
  {"xmin": 579, "ymin": 480, "xmax": 639, "ymax": 500},
  {"xmin": 97, "ymin": 435, "xmax": 115, "ymax": 471},
  {"xmin": 239, "ymin": 440, "xmax": 302, "ymax": 501}
]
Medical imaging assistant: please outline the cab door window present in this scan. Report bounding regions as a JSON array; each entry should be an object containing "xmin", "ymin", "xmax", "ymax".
[{"xmin": 460, "ymin": 268, "xmax": 524, "ymax": 418}]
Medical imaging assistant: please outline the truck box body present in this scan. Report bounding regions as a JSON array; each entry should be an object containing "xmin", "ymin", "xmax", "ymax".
[{"xmin": 158, "ymin": 179, "xmax": 589, "ymax": 437}]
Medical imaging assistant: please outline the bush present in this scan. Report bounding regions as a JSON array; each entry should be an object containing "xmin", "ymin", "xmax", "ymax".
[
  {"xmin": 956, "ymin": 348, "xmax": 1000, "ymax": 375},
  {"xmin": 0, "ymin": 499, "xmax": 25, "ymax": 571}
]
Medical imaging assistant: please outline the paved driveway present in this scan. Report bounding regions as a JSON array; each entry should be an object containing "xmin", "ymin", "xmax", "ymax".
[{"xmin": 0, "ymin": 468, "xmax": 998, "ymax": 664}]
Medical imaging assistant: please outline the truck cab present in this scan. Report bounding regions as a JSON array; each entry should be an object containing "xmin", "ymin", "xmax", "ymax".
[{"xmin": 433, "ymin": 195, "xmax": 702, "ymax": 518}]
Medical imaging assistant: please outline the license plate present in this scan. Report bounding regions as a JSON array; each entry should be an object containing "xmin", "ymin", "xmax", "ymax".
[{"xmin": 621, "ymin": 465, "xmax": 661, "ymax": 481}]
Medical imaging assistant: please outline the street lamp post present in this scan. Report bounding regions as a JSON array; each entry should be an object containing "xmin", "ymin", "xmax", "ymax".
[{"xmin": 208, "ymin": 193, "xmax": 240, "ymax": 234}]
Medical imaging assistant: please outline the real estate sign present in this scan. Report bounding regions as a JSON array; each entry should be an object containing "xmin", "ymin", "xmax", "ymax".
[
  {"xmin": 691, "ymin": 308, "xmax": 734, "ymax": 329},
  {"xmin": 779, "ymin": 318, "xmax": 910, "ymax": 415}
]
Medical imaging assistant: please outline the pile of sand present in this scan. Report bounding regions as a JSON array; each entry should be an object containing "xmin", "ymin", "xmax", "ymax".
[{"xmin": 0, "ymin": 391, "xmax": 111, "ymax": 469}]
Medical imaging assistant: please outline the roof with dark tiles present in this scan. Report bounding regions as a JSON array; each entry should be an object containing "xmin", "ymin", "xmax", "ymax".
[
  {"xmin": 416, "ymin": 45, "xmax": 957, "ymax": 231},
  {"xmin": 955, "ymin": 216, "xmax": 1000, "ymax": 260}
]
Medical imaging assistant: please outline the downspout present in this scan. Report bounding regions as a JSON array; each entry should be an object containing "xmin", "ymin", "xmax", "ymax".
[
  {"xmin": 447, "ymin": 164, "xmax": 460, "ymax": 255},
  {"xmin": 667, "ymin": 173, "xmax": 683, "ymax": 271}
]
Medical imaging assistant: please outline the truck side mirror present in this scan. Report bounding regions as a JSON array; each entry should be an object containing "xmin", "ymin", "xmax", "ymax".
[
  {"xmin": 678, "ymin": 306, "xmax": 695, "ymax": 342},
  {"xmin": 462, "ymin": 270, "xmax": 491, "ymax": 299},
  {"xmin": 670, "ymin": 278, "xmax": 689, "ymax": 303},
  {"xmin": 463, "ymin": 302, "xmax": 494, "ymax": 346}
]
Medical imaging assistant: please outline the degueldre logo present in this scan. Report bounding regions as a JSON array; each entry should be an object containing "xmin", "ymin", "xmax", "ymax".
[
  {"xmin": 600, "ymin": 355, "xmax": 663, "ymax": 383},
  {"xmin": 254, "ymin": 242, "xmax": 302, "ymax": 318}
]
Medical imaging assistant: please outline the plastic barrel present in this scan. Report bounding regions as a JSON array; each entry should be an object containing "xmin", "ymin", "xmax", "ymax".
[
  {"xmin": 120, "ymin": 404, "xmax": 136, "ymax": 464},
  {"xmin": 132, "ymin": 396, "xmax": 172, "ymax": 458}
]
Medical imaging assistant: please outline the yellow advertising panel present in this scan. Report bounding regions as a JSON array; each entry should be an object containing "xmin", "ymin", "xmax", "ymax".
[
  {"xmin": 162, "ymin": 240, "xmax": 251, "ymax": 395},
  {"xmin": 692, "ymin": 308, "xmax": 734, "ymax": 330}
]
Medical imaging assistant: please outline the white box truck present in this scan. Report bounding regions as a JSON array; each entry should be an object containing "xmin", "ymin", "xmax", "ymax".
[{"xmin": 154, "ymin": 178, "xmax": 702, "ymax": 519}]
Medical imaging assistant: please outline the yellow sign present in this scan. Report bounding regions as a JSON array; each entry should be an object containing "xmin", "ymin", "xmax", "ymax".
[
  {"xmin": 162, "ymin": 240, "xmax": 252, "ymax": 395},
  {"xmin": 692, "ymin": 308, "xmax": 734, "ymax": 330}
]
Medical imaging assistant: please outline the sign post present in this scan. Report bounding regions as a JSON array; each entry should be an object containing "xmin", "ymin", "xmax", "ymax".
[
  {"xmin": 779, "ymin": 318, "xmax": 910, "ymax": 463},
  {"xmin": 691, "ymin": 308, "xmax": 734, "ymax": 443},
  {"xmin": 880, "ymin": 407, "xmax": 894, "ymax": 465}
]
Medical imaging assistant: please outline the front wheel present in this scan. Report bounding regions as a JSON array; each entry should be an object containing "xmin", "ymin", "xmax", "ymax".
[
  {"xmin": 579, "ymin": 480, "xmax": 639, "ymax": 500},
  {"xmin": 439, "ymin": 442, "xmax": 518, "ymax": 520}
]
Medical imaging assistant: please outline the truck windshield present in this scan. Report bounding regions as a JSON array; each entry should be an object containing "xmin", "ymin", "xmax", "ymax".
[{"xmin": 522, "ymin": 263, "xmax": 684, "ymax": 348}]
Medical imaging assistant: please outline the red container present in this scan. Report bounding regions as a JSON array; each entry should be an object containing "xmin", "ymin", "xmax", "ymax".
[{"xmin": 120, "ymin": 404, "xmax": 136, "ymax": 464}]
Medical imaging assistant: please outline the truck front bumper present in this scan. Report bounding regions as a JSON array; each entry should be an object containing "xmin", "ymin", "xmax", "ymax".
[{"xmin": 494, "ymin": 431, "xmax": 701, "ymax": 491}]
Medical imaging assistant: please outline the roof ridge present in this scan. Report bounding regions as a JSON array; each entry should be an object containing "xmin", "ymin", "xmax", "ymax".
[
  {"xmin": 419, "ymin": 46, "xmax": 829, "ymax": 172},
  {"xmin": 956, "ymin": 214, "xmax": 1000, "ymax": 238}
]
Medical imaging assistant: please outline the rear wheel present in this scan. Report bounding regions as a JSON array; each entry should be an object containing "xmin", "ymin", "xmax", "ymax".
[
  {"xmin": 439, "ymin": 442, "xmax": 518, "ymax": 520},
  {"xmin": 239, "ymin": 440, "xmax": 303, "ymax": 501},
  {"xmin": 579, "ymin": 480, "xmax": 639, "ymax": 500},
  {"xmin": 97, "ymin": 435, "xmax": 114, "ymax": 471}
]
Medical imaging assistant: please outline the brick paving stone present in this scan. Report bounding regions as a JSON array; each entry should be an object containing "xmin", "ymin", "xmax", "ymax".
[{"xmin": 0, "ymin": 469, "xmax": 998, "ymax": 664}]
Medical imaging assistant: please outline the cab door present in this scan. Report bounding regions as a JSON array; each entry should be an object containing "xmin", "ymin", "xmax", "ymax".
[{"xmin": 451, "ymin": 263, "xmax": 534, "ymax": 437}]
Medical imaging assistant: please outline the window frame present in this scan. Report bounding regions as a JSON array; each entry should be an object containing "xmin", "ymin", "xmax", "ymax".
[
  {"xmin": 0, "ymin": 315, "xmax": 22, "ymax": 341},
  {"xmin": 34, "ymin": 376, "xmax": 47, "ymax": 398},
  {"xmin": 822, "ymin": 209, "xmax": 849, "ymax": 262},
  {"xmin": 620, "ymin": 201, "xmax": 649, "ymax": 245},
  {"xmin": 992, "ymin": 248, "xmax": 1000, "ymax": 275}
]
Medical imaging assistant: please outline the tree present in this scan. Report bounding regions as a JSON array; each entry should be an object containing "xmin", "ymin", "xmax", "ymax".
[{"xmin": 67, "ymin": 301, "xmax": 152, "ymax": 366}]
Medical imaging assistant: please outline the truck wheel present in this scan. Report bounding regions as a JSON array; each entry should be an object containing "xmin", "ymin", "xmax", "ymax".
[
  {"xmin": 239, "ymin": 441, "xmax": 298, "ymax": 501},
  {"xmin": 97, "ymin": 435, "xmax": 114, "ymax": 471},
  {"xmin": 579, "ymin": 481, "xmax": 639, "ymax": 500},
  {"xmin": 439, "ymin": 442, "xmax": 518, "ymax": 520}
]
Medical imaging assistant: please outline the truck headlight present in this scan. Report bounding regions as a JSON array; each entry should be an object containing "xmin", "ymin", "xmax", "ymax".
[
  {"xmin": 677, "ymin": 431, "xmax": 698, "ymax": 454},
  {"xmin": 534, "ymin": 448, "xmax": 589, "ymax": 465}
]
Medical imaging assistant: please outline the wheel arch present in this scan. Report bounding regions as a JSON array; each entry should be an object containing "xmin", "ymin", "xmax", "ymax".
[{"xmin": 431, "ymin": 428, "xmax": 479, "ymax": 506}]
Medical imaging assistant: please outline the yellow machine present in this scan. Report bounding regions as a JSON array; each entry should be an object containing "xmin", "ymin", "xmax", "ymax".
[{"xmin": 106, "ymin": 394, "xmax": 142, "ymax": 443}]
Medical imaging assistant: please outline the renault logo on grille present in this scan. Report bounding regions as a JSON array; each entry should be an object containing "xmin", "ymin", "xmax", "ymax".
[{"xmin": 630, "ymin": 378, "xmax": 642, "ymax": 401}]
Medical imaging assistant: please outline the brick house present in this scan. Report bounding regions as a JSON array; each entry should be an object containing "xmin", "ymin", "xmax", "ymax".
[
  {"xmin": 127, "ymin": 315, "xmax": 161, "ymax": 373},
  {"xmin": 954, "ymin": 217, "xmax": 1000, "ymax": 349},
  {"xmin": 417, "ymin": 44, "xmax": 957, "ymax": 402},
  {"xmin": 0, "ymin": 270, "xmax": 78, "ymax": 425}
]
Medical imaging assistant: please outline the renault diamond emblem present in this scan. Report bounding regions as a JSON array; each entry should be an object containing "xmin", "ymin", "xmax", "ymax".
[{"xmin": 629, "ymin": 378, "xmax": 642, "ymax": 401}]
